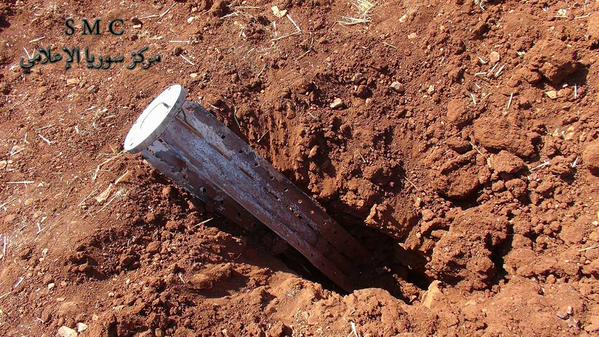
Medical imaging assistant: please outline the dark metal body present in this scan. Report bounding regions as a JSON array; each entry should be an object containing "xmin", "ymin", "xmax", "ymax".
[{"xmin": 140, "ymin": 101, "xmax": 368, "ymax": 291}]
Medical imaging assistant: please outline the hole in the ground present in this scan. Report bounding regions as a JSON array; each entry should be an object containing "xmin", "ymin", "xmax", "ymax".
[
  {"xmin": 238, "ymin": 202, "xmax": 431, "ymax": 298},
  {"xmin": 489, "ymin": 222, "xmax": 514, "ymax": 285},
  {"xmin": 161, "ymin": 177, "xmax": 430, "ymax": 298}
]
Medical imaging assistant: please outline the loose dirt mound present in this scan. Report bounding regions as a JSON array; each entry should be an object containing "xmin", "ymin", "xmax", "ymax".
[{"xmin": 1, "ymin": 0, "xmax": 598, "ymax": 336}]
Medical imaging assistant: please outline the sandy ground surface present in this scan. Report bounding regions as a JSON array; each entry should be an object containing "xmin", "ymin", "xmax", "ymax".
[{"xmin": 1, "ymin": 0, "xmax": 599, "ymax": 336}]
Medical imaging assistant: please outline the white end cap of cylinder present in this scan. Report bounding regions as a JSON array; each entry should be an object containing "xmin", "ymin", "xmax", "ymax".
[{"xmin": 124, "ymin": 84, "xmax": 187, "ymax": 153}]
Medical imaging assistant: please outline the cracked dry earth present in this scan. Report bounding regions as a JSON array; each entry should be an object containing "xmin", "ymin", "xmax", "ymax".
[{"xmin": 1, "ymin": 0, "xmax": 599, "ymax": 336}]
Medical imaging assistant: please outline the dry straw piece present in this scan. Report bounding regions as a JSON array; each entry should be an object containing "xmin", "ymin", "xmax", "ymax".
[{"xmin": 339, "ymin": 0, "xmax": 377, "ymax": 25}]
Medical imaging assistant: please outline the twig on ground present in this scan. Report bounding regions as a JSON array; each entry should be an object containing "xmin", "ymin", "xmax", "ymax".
[
  {"xmin": 272, "ymin": 31, "xmax": 301, "ymax": 41},
  {"xmin": 494, "ymin": 64, "xmax": 506, "ymax": 78},
  {"xmin": 92, "ymin": 152, "xmax": 124, "ymax": 181},
  {"xmin": 23, "ymin": 47, "xmax": 32, "ymax": 59},
  {"xmin": 114, "ymin": 170, "xmax": 131, "ymax": 185},
  {"xmin": 530, "ymin": 160, "xmax": 551, "ymax": 171},
  {"xmin": 0, "ymin": 198, "xmax": 16, "ymax": 211},
  {"xmin": 78, "ymin": 186, "xmax": 99, "ymax": 207},
  {"xmin": 579, "ymin": 244, "xmax": 599, "ymax": 252},
  {"xmin": 475, "ymin": 0, "xmax": 486, "ymax": 10},
  {"xmin": 383, "ymin": 42, "xmax": 398, "ymax": 49},
  {"xmin": 286, "ymin": 14, "xmax": 301, "ymax": 32},
  {"xmin": 349, "ymin": 322, "xmax": 361, "ymax": 337},
  {"xmin": 469, "ymin": 141, "xmax": 485, "ymax": 156},
  {"xmin": 256, "ymin": 64, "xmax": 267, "ymax": 78},
  {"xmin": 97, "ymin": 188, "xmax": 127, "ymax": 213},
  {"xmin": 36, "ymin": 216, "xmax": 47, "ymax": 235},
  {"xmin": 402, "ymin": 175, "xmax": 419, "ymax": 190},
  {"xmin": 503, "ymin": 93, "xmax": 514, "ymax": 115},
  {"xmin": 13, "ymin": 277, "xmax": 23, "ymax": 289},
  {"xmin": 38, "ymin": 134, "xmax": 53, "ymax": 145},
  {"xmin": 180, "ymin": 54, "xmax": 195, "ymax": 65},
  {"xmin": 571, "ymin": 156, "xmax": 579, "ymax": 168},
  {"xmin": 194, "ymin": 218, "xmax": 214, "ymax": 229},
  {"xmin": 258, "ymin": 131, "xmax": 270, "ymax": 143},
  {"xmin": 35, "ymin": 124, "xmax": 54, "ymax": 131},
  {"xmin": 357, "ymin": 152, "xmax": 367, "ymax": 164},
  {"xmin": 233, "ymin": 107, "xmax": 241, "ymax": 130},
  {"xmin": 159, "ymin": 3, "xmax": 176, "ymax": 19},
  {"xmin": 140, "ymin": 14, "xmax": 159, "ymax": 19},
  {"xmin": 1, "ymin": 235, "xmax": 8, "ymax": 259},
  {"xmin": 469, "ymin": 93, "xmax": 477, "ymax": 106},
  {"xmin": 29, "ymin": 36, "xmax": 45, "ymax": 43}
]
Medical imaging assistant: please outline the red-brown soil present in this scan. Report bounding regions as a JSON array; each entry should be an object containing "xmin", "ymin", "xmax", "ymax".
[{"xmin": 1, "ymin": 0, "xmax": 599, "ymax": 336}]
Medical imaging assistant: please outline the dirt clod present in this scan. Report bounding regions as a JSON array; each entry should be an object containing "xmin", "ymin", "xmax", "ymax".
[
  {"xmin": 525, "ymin": 38, "xmax": 579, "ymax": 84},
  {"xmin": 582, "ymin": 141, "xmax": 599, "ymax": 175},
  {"xmin": 492, "ymin": 150, "xmax": 526, "ymax": 175},
  {"xmin": 446, "ymin": 98, "xmax": 472, "ymax": 126}
]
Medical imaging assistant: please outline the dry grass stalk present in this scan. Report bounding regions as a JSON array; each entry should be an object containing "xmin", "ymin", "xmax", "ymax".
[
  {"xmin": 92, "ymin": 152, "xmax": 123, "ymax": 181},
  {"xmin": 339, "ymin": 0, "xmax": 376, "ymax": 26}
]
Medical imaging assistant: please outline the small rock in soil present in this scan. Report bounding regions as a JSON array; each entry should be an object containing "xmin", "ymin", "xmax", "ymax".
[
  {"xmin": 389, "ymin": 81, "xmax": 404, "ymax": 93},
  {"xmin": 57, "ymin": 326, "xmax": 78, "ymax": 337},
  {"xmin": 146, "ymin": 241, "xmax": 161, "ymax": 254},
  {"xmin": 161, "ymin": 186, "xmax": 173, "ymax": 198},
  {"xmin": 329, "ymin": 97, "xmax": 345, "ymax": 109},
  {"xmin": 66, "ymin": 78, "xmax": 80, "ymax": 86},
  {"xmin": 144, "ymin": 212, "xmax": 157, "ymax": 223},
  {"xmin": 545, "ymin": 90, "xmax": 558, "ymax": 99},
  {"xmin": 76, "ymin": 322, "xmax": 88, "ymax": 333},
  {"xmin": 165, "ymin": 220, "xmax": 182, "ymax": 231},
  {"xmin": 426, "ymin": 85, "xmax": 435, "ymax": 95},
  {"xmin": 42, "ymin": 274, "xmax": 54, "ymax": 284},
  {"xmin": 354, "ymin": 84, "xmax": 370, "ymax": 98},
  {"xmin": 58, "ymin": 301, "xmax": 79, "ymax": 319},
  {"xmin": 172, "ymin": 46, "xmax": 183, "ymax": 56},
  {"xmin": 445, "ymin": 170, "xmax": 480, "ymax": 199},
  {"xmin": 489, "ymin": 51, "xmax": 500, "ymax": 64},
  {"xmin": 210, "ymin": 0, "xmax": 230, "ymax": 17},
  {"xmin": 422, "ymin": 280, "xmax": 443, "ymax": 309}
]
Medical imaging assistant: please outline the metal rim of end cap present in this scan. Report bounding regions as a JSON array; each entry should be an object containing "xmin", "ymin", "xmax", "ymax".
[{"xmin": 123, "ymin": 84, "xmax": 188, "ymax": 153}]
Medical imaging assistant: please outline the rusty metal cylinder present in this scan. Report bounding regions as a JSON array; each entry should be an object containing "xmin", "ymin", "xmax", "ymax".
[{"xmin": 124, "ymin": 84, "xmax": 368, "ymax": 291}]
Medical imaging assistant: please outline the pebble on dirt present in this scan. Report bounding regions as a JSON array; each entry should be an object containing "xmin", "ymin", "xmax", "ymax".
[
  {"xmin": 389, "ymin": 81, "xmax": 404, "ymax": 93},
  {"xmin": 329, "ymin": 97, "xmax": 345, "ymax": 109},
  {"xmin": 146, "ymin": 241, "xmax": 161, "ymax": 254},
  {"xmin": 489, "ymin": 51, "xmax": 501, "ymax": 64},
  {"xmin": 57, "ymin": 326, "xmax": 78, "ymax": 337}
]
